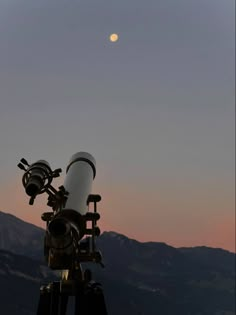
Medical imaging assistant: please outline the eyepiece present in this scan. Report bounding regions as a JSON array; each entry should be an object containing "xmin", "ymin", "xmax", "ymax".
[{"xmin": 25, "ymin": 176, "xmax": 44, "ymax": 196}]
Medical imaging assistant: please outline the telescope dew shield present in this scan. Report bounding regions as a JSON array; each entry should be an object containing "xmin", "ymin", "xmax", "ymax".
[{"xmin": 63, "ymin": 152, "xmax": 96, "ymax": 215}]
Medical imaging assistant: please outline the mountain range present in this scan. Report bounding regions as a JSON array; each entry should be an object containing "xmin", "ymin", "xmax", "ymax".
[{"xmin": 0, "ymin": 211, "xmax": 235, "ymax": 315}]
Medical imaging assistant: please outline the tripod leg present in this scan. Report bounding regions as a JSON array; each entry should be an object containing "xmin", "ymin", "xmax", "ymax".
[
  {"xmin": 74, "ymin": 283, "xmax": 108, "ymax": 315},
  {"xmin": 59, "ymin": 294, "xmax": 69, "ymax": 315},
  {"xmin": 74, "ymin": 285, "xmax": 87, "ymax": 315},
  {"xmin": 37, "ymin": 286, "xmax": 51, "ymax": 315},
  {"xmin": 89, "ymin": 284, "xmax": 108, "ymax": 315},
  {"xmin": 50, "ymin": 282, "xmax": 60, "ymax": 315}
]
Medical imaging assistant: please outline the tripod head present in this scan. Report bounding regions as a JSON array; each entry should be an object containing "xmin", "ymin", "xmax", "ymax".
[{"xmin": 18, "ymin": 152, "xmax": 104, "ymax": 271}]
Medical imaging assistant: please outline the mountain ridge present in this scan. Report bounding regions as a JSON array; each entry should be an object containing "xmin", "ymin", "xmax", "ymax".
[
  {"xmin": 1, "ymin": 210, "xmax": 234, "ymax": 254},
  {"xmin": 0, "ymin": 210, "xmax": 235, "ymax": 315}
]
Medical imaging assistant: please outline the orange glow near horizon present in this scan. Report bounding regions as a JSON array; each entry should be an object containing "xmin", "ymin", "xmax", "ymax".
[{"xmin": 0, "ymin": 178, "xmax": 235, "ymax": 253}]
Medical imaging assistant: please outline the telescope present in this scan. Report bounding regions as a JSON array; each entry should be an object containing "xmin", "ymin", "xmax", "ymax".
[{"xmin": 18, "ymin": 152, "xmax": 107, "ymax": 315}]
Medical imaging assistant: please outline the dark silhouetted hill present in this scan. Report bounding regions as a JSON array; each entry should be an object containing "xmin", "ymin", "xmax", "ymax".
[
  {"xmin": 0, "ymin": 211, "xmax": 235, "ymax": 314},
  {"xmin": 0, "ymin": 211, "xmax": 44, "ymax": 259}
]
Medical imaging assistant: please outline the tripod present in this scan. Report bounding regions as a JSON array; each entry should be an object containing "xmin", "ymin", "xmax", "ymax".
[
  {"xmin": 37, "ymin": 269, "xmax": 108, "ymax": 315},
  {"xmin": 37, "ymin": 194, "xmax": 108, "ymax": 315}
]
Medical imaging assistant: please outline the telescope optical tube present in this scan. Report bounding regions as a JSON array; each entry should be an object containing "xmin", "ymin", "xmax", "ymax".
[
  {"xmin": 63, "ymin": 152, "xmax": 96, "ymax": 215},
  {"xmin": 45, "ymin": 152, "xmax": 96, "ymax": 268}
]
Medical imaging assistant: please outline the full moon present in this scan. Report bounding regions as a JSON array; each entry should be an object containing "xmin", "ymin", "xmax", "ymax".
[{"xmin": 109, "ymin": 33, "xmax": 119, "ymax": 42}]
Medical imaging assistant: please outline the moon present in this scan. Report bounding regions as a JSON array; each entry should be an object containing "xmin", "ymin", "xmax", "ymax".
[{"xmin": 109, "ymin": 33, "xmax": 119, "ymax": 42}]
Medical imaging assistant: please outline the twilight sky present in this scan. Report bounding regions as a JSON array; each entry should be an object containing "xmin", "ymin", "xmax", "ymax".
[{"xmin": 0, "ymin": 0, "xmax": 235, "ymax": 251}]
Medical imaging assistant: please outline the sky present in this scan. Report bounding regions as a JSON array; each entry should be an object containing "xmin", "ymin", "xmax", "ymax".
[{"xmin": 0, "ymin": 0, "xmax": 235, "ymax": 252}]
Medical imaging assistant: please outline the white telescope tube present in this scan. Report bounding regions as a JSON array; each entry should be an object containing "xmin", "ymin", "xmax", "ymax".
[{"xmin": 63, "ymin": 152, "xmax": 96, "ymax": 215}]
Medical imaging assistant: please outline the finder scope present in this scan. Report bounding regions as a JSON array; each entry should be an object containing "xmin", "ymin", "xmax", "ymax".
[{"xmin": 24, "ymin": 160, "xmax": 52, "ymax": 196}]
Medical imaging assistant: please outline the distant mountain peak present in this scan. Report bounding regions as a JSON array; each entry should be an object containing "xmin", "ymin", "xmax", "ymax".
[
  {"xmin": 0, "ymin": 211, "xmax": 43, "ymax": 231},
  {"xmin": 101, "ymin": 231, "xmax": 171, "ymax": 249},
  {"xmin": 0, "ymin": 210, "xmax": 44, "ymax": 259},
  {"xmin": 0, "ymin": 211, "xmax": 235, "ymax": 315},
  {"xmin": 102, "ymin": 231, "xmax": 131, "ymax": 240}
]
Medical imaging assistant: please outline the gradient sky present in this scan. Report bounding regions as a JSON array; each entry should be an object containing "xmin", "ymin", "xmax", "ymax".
[{"xmin": 0, "ymin": 0, "xmax": 235, "ymax": 252}]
